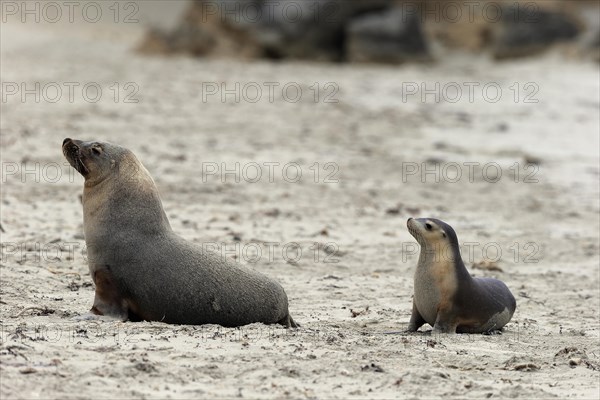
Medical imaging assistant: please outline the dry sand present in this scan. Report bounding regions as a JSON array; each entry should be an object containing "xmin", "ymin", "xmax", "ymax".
[{"xmin": 1, "ymin": 8, "xmax": 599, "ymax": 399}]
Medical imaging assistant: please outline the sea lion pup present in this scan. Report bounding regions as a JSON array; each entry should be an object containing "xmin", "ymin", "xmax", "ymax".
[
  {"xmin": 406, "ymin": 218, "xmax": 516, "ymax": 334},
  {"xmin": 62, "ymin": 138, "xmax": 297, "ymax": 328}
]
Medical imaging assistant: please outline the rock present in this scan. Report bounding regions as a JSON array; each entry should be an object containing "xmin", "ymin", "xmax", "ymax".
[
  {"xmin": 138, "ymin": 0, "xmax": 394, "ymax": 61},
  {"xmin": 494, "ymin": 5, "xmax": 581, "ymax": 59},
  {"xmin": 137, "ymin": 0, "xmax": 591, "ymax": 63},
  {"xmin": 590, "ymin": 33, "xmax": 600, "ymax": 62},
  {"xmin": 256, "ymin": 0, "xmax": 393, "ymax": 60},
  {"xmin": 504, "ymin": 355, "xmax": 541, "ymax": 372},
  {"xmin": 253, "ymin": 0, "xmax": 346, "ymax": 60},
  {"xmin": 591, "ymin": 28, "xmax": 600, "ymax": 48},
  {"xmin": 139, "ymin": 26, "xmax": 214, "ymax": 56},
  {"xmin": 361, "ymin": 362, "xmax": 384, "ymax": 373},
  {"xmin": 346, "ymin": 7, "xmax": 430, "ymax": 63},
  {"xmin": 137, "ymin": 0, "xmax": 264, "ymax": 58},
  {"xmin": 576, "ymin": 3, "xmax": 600, "ymax": 62}
]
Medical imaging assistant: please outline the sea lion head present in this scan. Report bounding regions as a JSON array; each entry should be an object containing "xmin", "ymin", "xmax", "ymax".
[
  {"xmin": 407, "ymin": 217, "xmax": 459, "ymax": 251},
  {"xmin": 62, "ymin": 138, "xmax": 134, "ymax": 185}
]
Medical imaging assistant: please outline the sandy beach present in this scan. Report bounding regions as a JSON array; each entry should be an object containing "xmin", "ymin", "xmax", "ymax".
[{"xmin": 1, "ymin": 5, "xmax": 599, "ymax": 399}]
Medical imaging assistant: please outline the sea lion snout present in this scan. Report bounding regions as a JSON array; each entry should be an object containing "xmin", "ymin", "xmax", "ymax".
[
  {"xmin": 62, "ymin": 138, "xmax": 79, "ymax": 158},
  {"xmin": 62, "ymin": 138, "xmax": 90, "ymax": 177},
  {"xmin": 62, "ymin": 138, "xmax": 82, "ymax": 155},
  {"xmin": 406, "ymin": 217, "xmax": 417, "ymax": 230},
  {"xmin": 407, "ymin": 217, "xmax": 427, "ymax": 230},
  {"xmin": 406, "ymin": 218, "xmax": 423, "ymax": 239},
  {"xmin": 62, "ymin": 137, "xmax": 84, "ymax": 149}
]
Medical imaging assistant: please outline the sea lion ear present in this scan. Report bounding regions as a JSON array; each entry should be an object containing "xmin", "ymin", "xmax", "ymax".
[
  {"xmin": 442, "ymin": 232, "xmax": 447, "ymax": 238},
  {"xmin": 111, "ymin": 159, "xmax": 116, "ymax": 168}
]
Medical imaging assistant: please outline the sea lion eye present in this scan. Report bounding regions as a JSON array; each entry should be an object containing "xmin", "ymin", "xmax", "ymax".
[
  {"xmin": 425, "ymin": 223, "xmax": 432, "ymax": 230},
  {"xmin": 91, "ymin": 146, "xmax": 102, "ymax": 156}
]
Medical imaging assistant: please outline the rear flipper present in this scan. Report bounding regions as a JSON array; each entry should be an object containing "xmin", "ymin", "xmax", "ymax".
[{"xmin": 278, "ymin": 314, "xmax": 299, "ymax": 328}]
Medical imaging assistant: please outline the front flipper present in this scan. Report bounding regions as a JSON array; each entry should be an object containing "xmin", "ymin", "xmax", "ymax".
[
  {"xmin": 432, "ymin": 308, "xmax": 458, "ymax": 334},
  {"xmin": 406, "ymin": 299, "xmax": 427, "ymax": 332},
  {"xmin": 90, "ymin": 267, "xmax": 128, "ymax": 321}
]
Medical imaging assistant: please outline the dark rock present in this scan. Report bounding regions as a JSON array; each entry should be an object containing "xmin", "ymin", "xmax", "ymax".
[
  {"xmin": 139, "ymin": 0, "xmax": 396, "ymax": 61},
  {"xmin": 137, "ymin": 0, "xmax": 589, "ymax": 63},
  {"xmin": 591, "ymin": 29, "xmax": 600, "ymax": 48},
  {"xmin": 577, "ymin": 4, "xmax": 600, "ymax": 62},
  {"xmin": 494, "ymin": 5, "xmax": 581, "ymax": 59},
  {"xmin": 138, "ymin": 0, "xmax": 264, "ymax": 58},
  {"xmin": 256, "ymin": 0, "xmax": 393, "ymax": 61},
  {"xmin": 361, "ymin": 362, "xmax": 384, "ymax": 373},
  {"xmin": 346, "ymin": 7, "xmax": 430, "ymax": 63}
]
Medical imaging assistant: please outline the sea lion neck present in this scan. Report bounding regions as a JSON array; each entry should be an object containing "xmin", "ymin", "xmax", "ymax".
[
  {"xmin": 83, "ymin": 173, "xmax": 109, "ymax": 188},
  {"xmin": 82, "ymin": 157, "xmax": 172, "ymax": 235},
  {"xmin": 419, "ymin": 240, "xmax": 458, "ymax": 264},
  {"xmin": 418, "ymin": 240, "xmax": 469, "ymax": 275}
]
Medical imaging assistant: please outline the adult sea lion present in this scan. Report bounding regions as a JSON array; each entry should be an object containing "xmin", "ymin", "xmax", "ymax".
[
  {"xmin": 62, "ymin": 138, "xmax": 297, "ymax": 328},
  {"xmin": 406, "ymin": 217, "xmax": 516, "ymax": 333}
]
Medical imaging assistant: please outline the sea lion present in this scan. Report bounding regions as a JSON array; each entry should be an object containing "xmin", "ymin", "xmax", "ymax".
[
  {"xmin": 62, "ymin": 138, "xmax": 297, "ymax": 328},
  {"xmin": 406, "ymin": 217, "xmax": 516, "ymax": 334}
]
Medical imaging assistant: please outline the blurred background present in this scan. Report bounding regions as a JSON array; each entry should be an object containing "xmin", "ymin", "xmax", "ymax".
[{"xmin": 1, "ymin": 1, "xmax": 599, "ymax": 399}]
